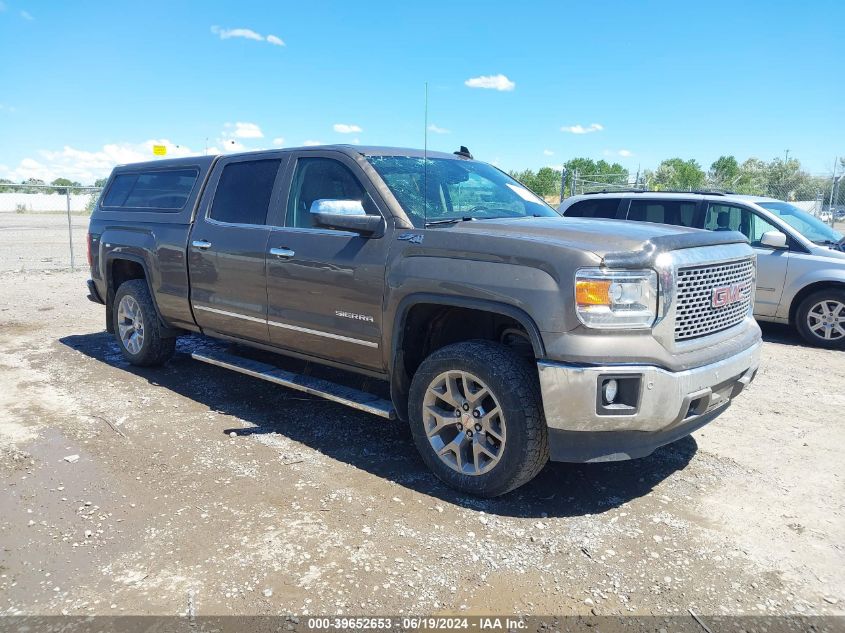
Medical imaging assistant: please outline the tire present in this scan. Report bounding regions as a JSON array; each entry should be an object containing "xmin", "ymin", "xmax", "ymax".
[
  {"xmin": 408, "ymin": 340, "xmax": 549, "ymax": 497},
  {"xmin": 112, "ymin": 279, "xmax": 176, "ymax": 366},
  {"xmin": 794, "ymin": 289, "xmax": 845, "ymax": 350}
]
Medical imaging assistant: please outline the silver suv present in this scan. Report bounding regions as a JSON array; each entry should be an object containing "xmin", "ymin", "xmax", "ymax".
[{"xmin": 560, "ymin": 191, "xmax": 845, "ymax": 348}]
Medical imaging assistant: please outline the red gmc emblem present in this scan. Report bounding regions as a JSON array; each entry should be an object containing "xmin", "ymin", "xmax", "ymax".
[{"xmin": 711, "ymin": 281, "xmax": 751, "ymax": 308}]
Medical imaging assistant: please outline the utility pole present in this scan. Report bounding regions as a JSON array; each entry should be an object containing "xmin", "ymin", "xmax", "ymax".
[{"xmin": 784, "ymin": 149, "xmax": 790, "ymax": 163}]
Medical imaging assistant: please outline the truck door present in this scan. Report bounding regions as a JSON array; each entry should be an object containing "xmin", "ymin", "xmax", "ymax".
[
  {"xmin": 703, "ymin": 202, "xmax": 790, "ymax": 317},
  {"xmin": 265, "ymin": 152, "xmax": 390, "ymax": 371},
  {"xmin": 188, "ymin": 155, "xmax": 287, "ymax": 343}
]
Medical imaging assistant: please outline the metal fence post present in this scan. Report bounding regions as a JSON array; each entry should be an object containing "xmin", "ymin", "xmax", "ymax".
[
  {"xmin": 559, "ymin": 167, "xmax": 567, "ymax": 204},
  {"xmin": 65, "ymin": 188, "xmax": 75, "ymax": 271}
]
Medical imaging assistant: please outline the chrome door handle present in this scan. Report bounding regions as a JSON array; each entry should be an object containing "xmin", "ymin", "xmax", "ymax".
[
  {"xmin": 192, "ymin": 240, "xmax": 212, "ymax": 250},
  {"xmin": 269, "ymin": 247, "xmax": 295, "ymax": 258}
]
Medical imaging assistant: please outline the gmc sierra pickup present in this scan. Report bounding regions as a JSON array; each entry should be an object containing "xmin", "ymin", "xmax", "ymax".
[{"xmin": 86, "ymin": 145, "xmax": 762, "ymax": 496}]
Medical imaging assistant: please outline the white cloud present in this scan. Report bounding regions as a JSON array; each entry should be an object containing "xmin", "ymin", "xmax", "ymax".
[
  {"xmin": 224, "ymin": 121, "xmax": 263, "ymax": 139},
  {"xmin": 20, "ymin": 9, "xmax": 33, "ymax": 19},
  {"xmin": 543, "ymin": 149, "xmax": 554, "ymax": 156},
  {"xmin": 561, "ymin": 123, "xmax": 604, "ymax": 134},
  {"xmin": 547, "ymin": 164, "xmax": 564, "ymax": 171},
  {"xmin": 220, "ymin": 139, "xmax": 246, "ymax": 152},
  {"xmin": 333, "ymin": 123, "xmax": 362, "ymax": 134},
  {"xmin": 464, "ymin": 74, "xmax": 515, "ymax": 91},
  {"xmin": 0, "ymin": 140, "xmax": 195, "ymax": 184},
  {"xmin": 272, "ymin": 137, "xmax": 285, "ymax": 146},
  {"xmin": 211, "ymin": 26, "xmax": 285, "ymax": 47},
  {"xmin": 427, "ymin": 123, "xmax": 450, "ymax": 134},
  {"xmin": 302, "ymin": 140, "xmax": 323, "ymax": 146}
]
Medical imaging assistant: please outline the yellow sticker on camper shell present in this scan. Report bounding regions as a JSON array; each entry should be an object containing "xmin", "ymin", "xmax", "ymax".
[{"xmin": 152, "ymin": 145, "xmax": 167, "ymax": 156}]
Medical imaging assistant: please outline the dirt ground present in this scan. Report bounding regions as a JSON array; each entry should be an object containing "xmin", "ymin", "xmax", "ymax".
[{"xmin": 0, "ymin": 268, "xmax": 843, "ymax": 619}]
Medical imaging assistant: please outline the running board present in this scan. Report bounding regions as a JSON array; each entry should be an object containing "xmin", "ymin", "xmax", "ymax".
[{"xmin": 191, "ymin": 350, "xmax": 396, "ymax": 419}]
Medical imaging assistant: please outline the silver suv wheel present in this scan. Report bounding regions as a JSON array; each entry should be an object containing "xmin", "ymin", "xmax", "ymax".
[
  {"xmin": 117, "ymin": 295, "xmax": 145, "ymax": 354},
  {"xmin": 806, "ymin": 299, "xmax": 845, "ymax": 342},
  {"xmin": 422, "ymin": 370, "xmax": 506, "ymax": 476}
]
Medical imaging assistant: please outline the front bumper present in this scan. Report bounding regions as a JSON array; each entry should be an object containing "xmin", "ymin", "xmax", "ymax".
[{"xmin": 537, "ymin": 340, "xmax": 761, "ymax": 462}]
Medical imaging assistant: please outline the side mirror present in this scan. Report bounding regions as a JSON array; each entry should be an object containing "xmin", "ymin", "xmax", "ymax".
[
  {"xmin": 309, "ymin": 199, "xmax": 384, "ymax": 236},
  {"xmin": 760, "ymin": 230, "xmax": 788, "ymax": 249}
]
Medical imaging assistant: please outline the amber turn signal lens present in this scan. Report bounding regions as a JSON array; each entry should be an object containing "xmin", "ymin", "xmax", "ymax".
[{"xmin": 575, "ymin": 279, "xmax": 611, "ymax": 306}]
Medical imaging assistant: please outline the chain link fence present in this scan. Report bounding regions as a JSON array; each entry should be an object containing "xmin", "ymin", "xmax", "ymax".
[{"xmin": 0, "ymin": 184, "xmax": 102, "ymax": 272}]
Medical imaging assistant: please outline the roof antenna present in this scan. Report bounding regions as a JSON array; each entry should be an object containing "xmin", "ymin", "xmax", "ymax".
[{"xmin": 424, "ymin": 81, "xmax": 428, "ymax": 226}]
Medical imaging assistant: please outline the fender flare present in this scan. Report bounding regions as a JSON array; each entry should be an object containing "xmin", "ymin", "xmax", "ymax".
[
  {"xmin": 103, "ymin": 252, "xmax": 176, "ymax": 334},
  {"xmin": 387, "ymin": 293, "xmax": 546, "ymax": 422}
]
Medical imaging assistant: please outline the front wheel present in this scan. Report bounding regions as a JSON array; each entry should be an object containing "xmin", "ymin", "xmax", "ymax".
[
  {"xmin": 408, "ymin": 340, "xmax": 549, "ymax": 497},
  {"xmin": 795, "ymin": 289, "xmax": 845, "ymax": 349},
  {"xmin": 112, "ymin": 279, "xmax": 176, "ymax": 366}
]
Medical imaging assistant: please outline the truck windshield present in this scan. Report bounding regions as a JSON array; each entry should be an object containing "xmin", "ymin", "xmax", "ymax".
[
  {"xmin": 367, "ymin": 156, "xmax": 558, "ymax": 228},
  {"xmin": 757, "ymin": 201, "xmax": 843, "ymax": 245}
]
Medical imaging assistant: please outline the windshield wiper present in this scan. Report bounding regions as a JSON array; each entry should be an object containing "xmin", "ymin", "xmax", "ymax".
[{"xmin": 424, "ymin": 217, "xmax": 476, "ymax": 227}]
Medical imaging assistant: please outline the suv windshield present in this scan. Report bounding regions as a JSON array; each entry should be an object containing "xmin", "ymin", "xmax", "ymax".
[
  {"xmin": 757, "ymin": 201, "xmax": 843, "ymax": 244},
  {"xmin": 367, "ymin": 156, "xmax": 558, "ymax": 228}
]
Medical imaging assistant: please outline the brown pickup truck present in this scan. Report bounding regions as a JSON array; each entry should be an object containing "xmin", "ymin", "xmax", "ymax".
[{"xmin": 87, "ymin": 144, "xmax": 761, "ymax": 496}]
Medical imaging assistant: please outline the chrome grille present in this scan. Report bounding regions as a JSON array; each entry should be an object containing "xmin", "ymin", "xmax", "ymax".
[{"xmin": 675, "ymin": 258, "xmax": 754, "ymax": 341}]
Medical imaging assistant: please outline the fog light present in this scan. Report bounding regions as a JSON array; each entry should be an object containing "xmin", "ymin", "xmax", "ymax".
[{"xmin": 603, "ymin": 379, "xmax": 618, "ymax": 404}]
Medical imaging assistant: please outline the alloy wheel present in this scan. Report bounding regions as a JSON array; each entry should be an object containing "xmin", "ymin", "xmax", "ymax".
[
  {"xmin": 806, "ymin": 299, "xmax": 845, "ymax": 341},
  {"xmin": 117, "ymin": 295, "xmax": 145, "ymax": 354},
  {"xmin": 421, "ymin": 370, "xmax": 506, "ymax": 476}
]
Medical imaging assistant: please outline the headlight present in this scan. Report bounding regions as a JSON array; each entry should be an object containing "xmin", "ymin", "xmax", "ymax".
[{"xmin": 575, "ymin": 268, "xmax": 658, "ymax": 329}]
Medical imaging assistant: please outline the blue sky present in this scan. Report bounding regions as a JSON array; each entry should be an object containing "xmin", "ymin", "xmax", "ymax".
[{"xmin": 0, "ymin": 0, "xmax": 842, "ymax": 184}]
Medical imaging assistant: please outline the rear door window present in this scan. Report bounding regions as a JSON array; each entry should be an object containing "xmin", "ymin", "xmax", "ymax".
[
  {"xmin": 626, "ymin": 200, "xmax": 699, "ymax": 227},
  {"xmin": 209, "ymin": 159, "xmax": 281, "ymax": 226},
  {"xmin": 102, "ymin": 168, "xmax": 198, "ymax": 210},
  {"xmin": 564, "ymin": 198, "xmax": 623, "ymax": 219}
]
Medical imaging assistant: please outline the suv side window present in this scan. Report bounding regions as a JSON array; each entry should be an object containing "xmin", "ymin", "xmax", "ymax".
[
  {"xmin": 286, "ymin": 158, "xmax": 372, "ymax": 229},
  {"xmin": 704, "ymin": 203, "xmax": 781, "ymax": 247},
  {"xmin": 209, "ymin": 159, "xmax": 281, "ymax": 225},
  {"xmin": 627, "ymin": 200, "xmax": 698, "ymax": 227},
  {"xmin": 564, "ymin": 198, "xmax": 623, "ymax": 219}
]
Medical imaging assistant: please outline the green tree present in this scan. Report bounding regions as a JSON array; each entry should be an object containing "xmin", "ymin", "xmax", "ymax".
[
  {"xmin": 648, "ymin": 158, "xmax": 706, "ymax": 191},
  {"xmin": 708, "ymin": 155, "xmax": 740, "ymax": 190},
  {"xmin": 0, "ymin": 178, "xmax": 14, "ymax": 193},
  {"xmin": 50, "ymin": 177, "xmax": 82, "ymax": 194},
  {"xmin": 564, "ymin": 158, "xmax": 627, "ymax": 195},
  {"xmin": 94, "ymin": 178, "xmax": 108, "ymax": 188},
  {"xmin": 533, "ymin": 167, "xmax": 560, "ymax": 197}
]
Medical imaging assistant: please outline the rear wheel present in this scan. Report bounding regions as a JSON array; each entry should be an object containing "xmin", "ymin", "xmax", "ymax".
[
  {"xmin": 795, "ymin": 289, "xmax": 845, "ymax": 349},
  {"xmin": 113, "ymin": 279, "xmax": 176, "ymax": 366},
  {"xmin": 408, "ymin": 340, "xmax": 548, "ymax": 497}
]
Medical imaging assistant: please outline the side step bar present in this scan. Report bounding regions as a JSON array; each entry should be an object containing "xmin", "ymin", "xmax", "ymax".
[{"xmin": 191, "ymin": 349, "xmax": 396, "ymax": 420}]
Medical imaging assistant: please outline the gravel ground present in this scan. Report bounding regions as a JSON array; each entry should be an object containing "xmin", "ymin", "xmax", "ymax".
[
  {"xmin": 0, "ymin": 212, "xmax": 89, "ymax": 272},
  {"xmin": 0, "ymin": 269, "xmax": 843, "ymax": 619}
]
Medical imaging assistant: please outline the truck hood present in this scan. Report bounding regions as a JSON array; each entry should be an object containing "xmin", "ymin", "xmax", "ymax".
[{"xmin": 452, "ymin": 216, "xmax": 749, "ymax": 265}]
